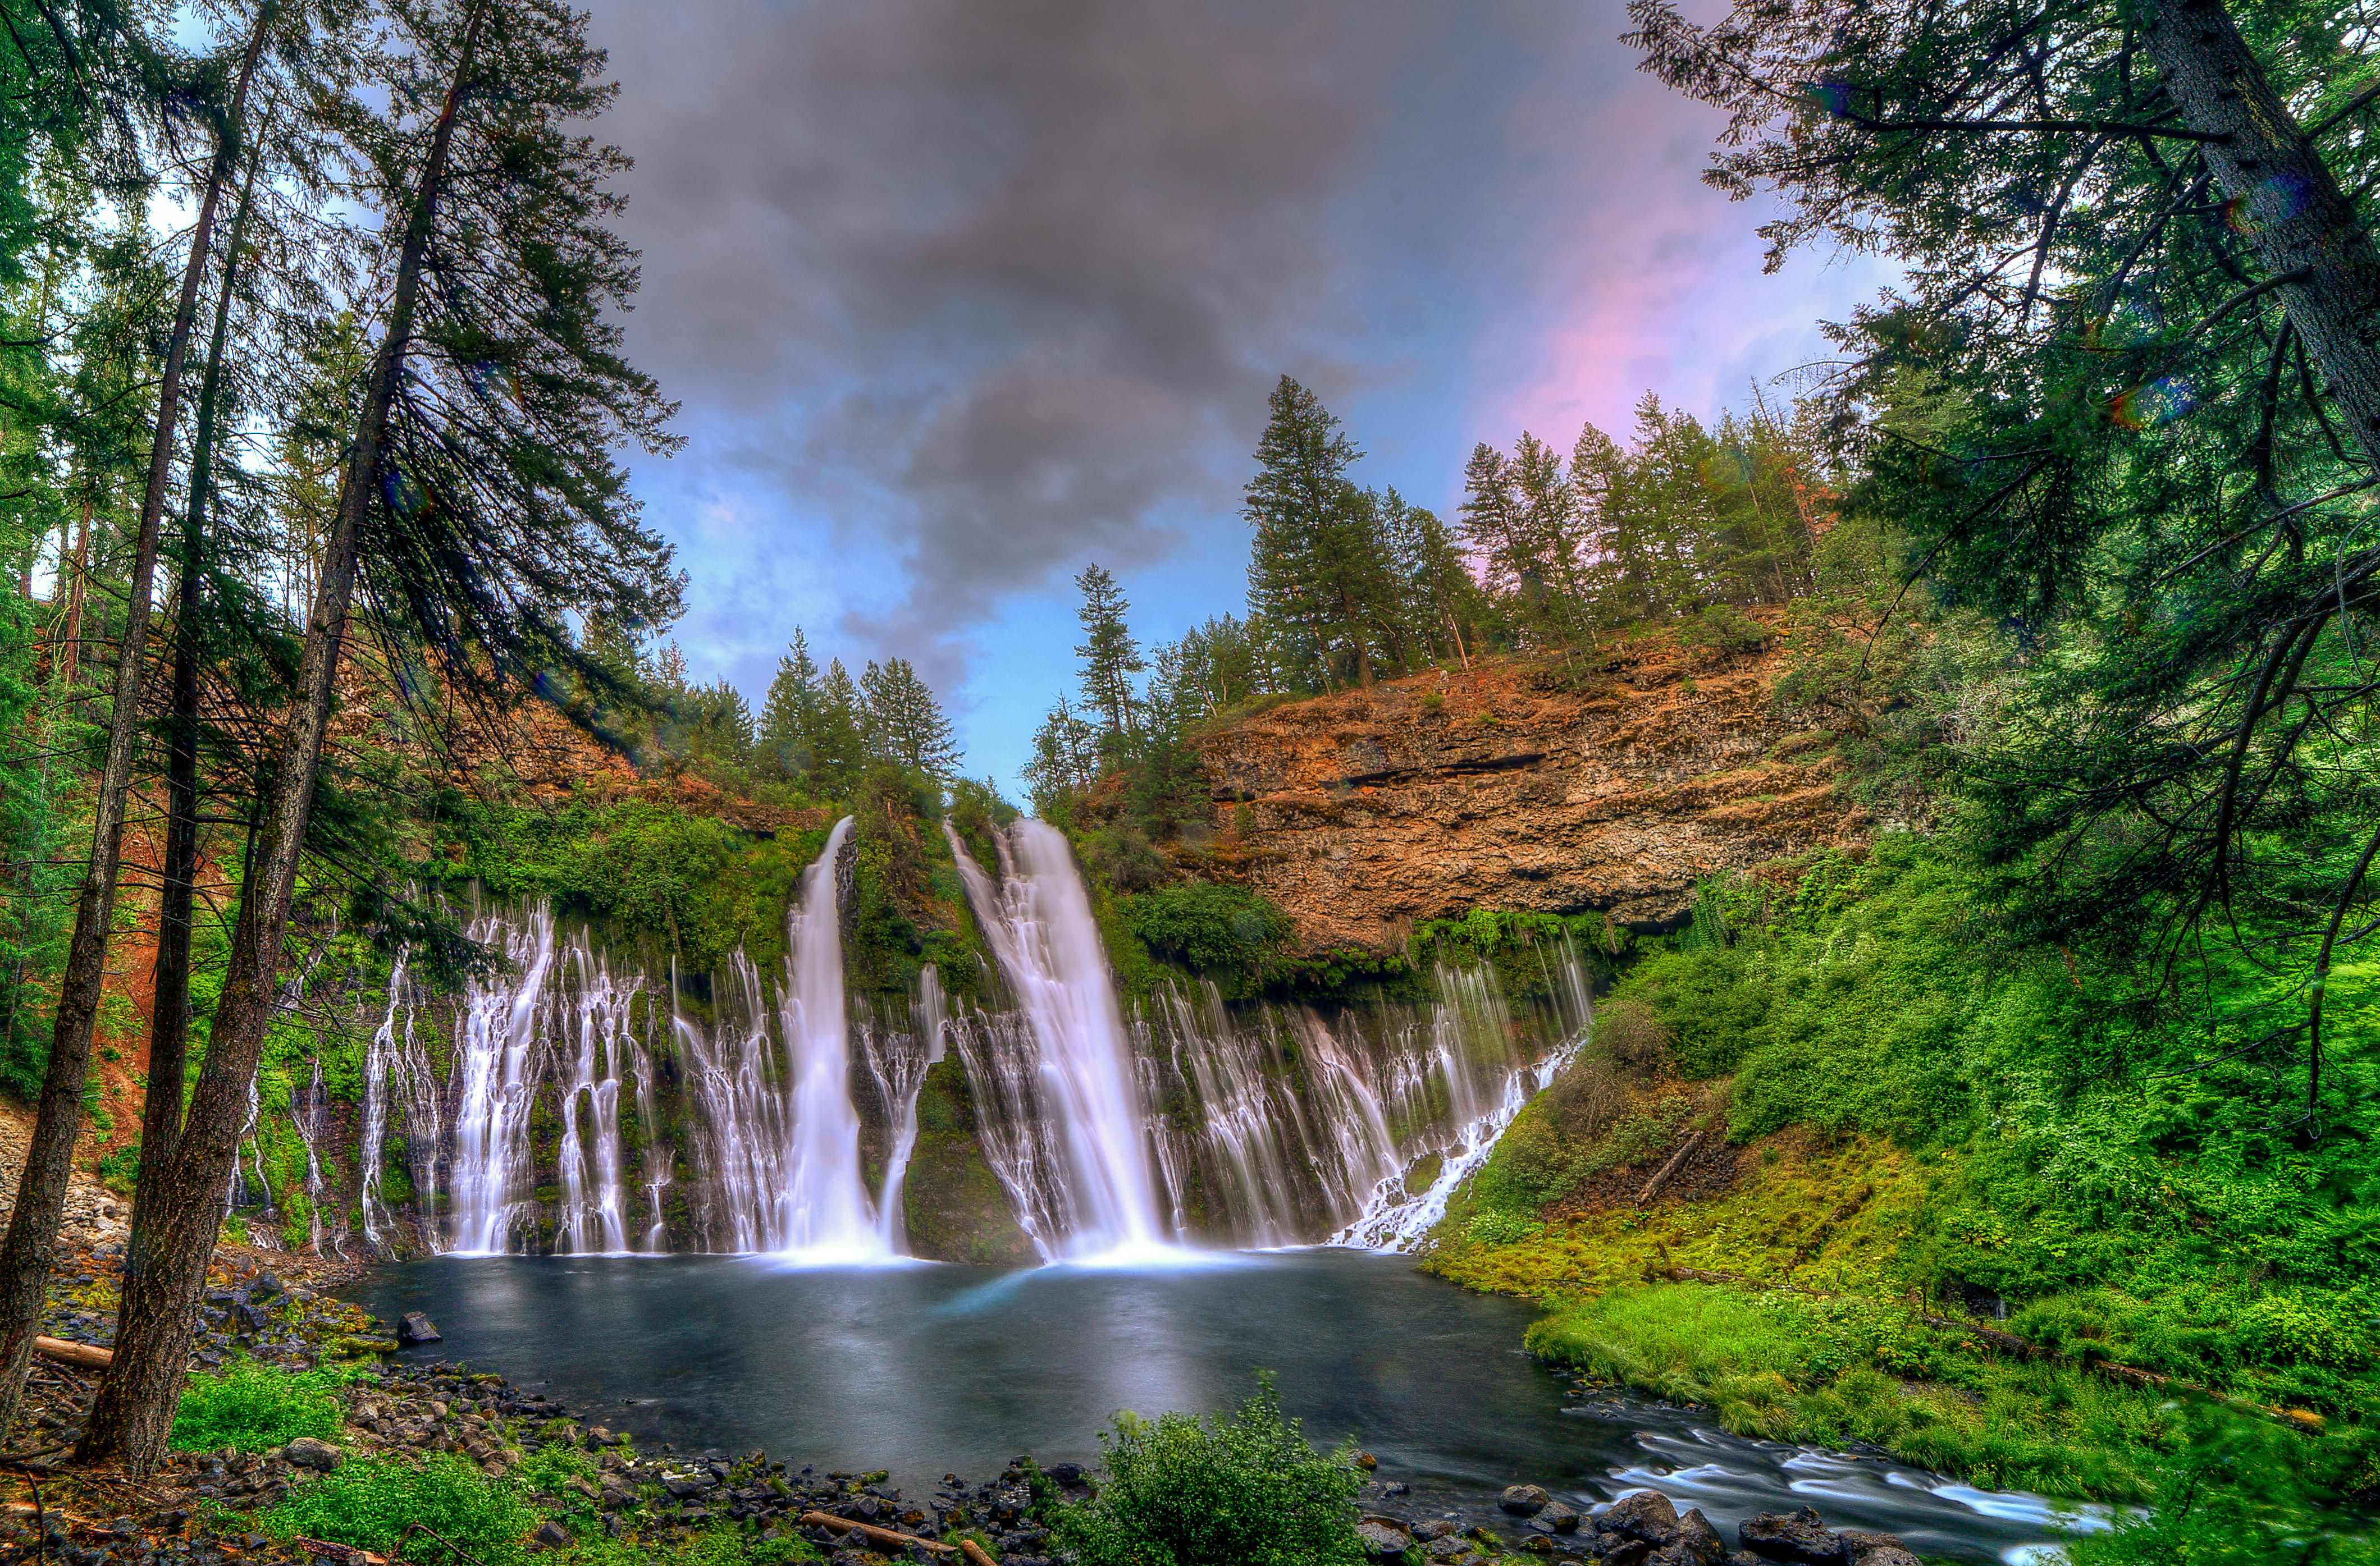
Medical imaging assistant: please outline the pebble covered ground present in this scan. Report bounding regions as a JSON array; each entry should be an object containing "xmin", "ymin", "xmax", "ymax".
[{"xmin": 0, "ymin": 1224, "xmax": 1931, "ymax": 1566}]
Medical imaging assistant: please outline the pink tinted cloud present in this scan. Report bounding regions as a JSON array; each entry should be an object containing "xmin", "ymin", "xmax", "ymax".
[{"xmin": 1470, "ymin": 24, "xmax": 1888, "ymax": 449}]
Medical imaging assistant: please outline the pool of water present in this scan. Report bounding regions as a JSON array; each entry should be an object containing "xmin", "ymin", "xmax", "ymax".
[{"xmin": 345, "ymin": 1250, "xmax": 2099, "ymax": 1564}]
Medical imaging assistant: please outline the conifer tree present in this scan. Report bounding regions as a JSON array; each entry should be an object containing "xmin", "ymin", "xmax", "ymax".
[
  {"xmin": 1022, "ymin": 692, "xmax": 1101, "ymax": 817},
  {"xmin": 1072, "ymin": 564, "xmax": 1144, "ymax": 752},
  {"xmin": 860, "ymin": 656, "xmax": 961, "ymax": 779},
  {"xmin": 757, "ymin": 629, "xmax": 823, "ymax": 780},
  {"xmin": 808, "ymin": 656, "xmax": 867, "ymax": 792},
  {"xmin": 81, "ymin": 0, "xmax": 682, "ymax": 1472},
  {"xmin": 1243, "ymin": 376, "xmax": 1392, "ymax": 689},
  {"xmin": 0, "ymin": 0, "xmax": 287, "ymax": 1437}
]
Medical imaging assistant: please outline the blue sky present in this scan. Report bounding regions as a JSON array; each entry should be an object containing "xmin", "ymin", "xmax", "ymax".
[{"xmin": 578, "ymin": 1, "xmax": 1893, "ymax": 798}]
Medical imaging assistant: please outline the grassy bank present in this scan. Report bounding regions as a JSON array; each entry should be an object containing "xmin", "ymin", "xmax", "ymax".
[{"xmin": 1418, "ymin": 834, "xmax": 2380, "ymax": 1530}]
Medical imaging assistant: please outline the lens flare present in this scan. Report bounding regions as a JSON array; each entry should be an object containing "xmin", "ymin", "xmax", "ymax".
[
  {"xmin": 1801, "ymin": 79, "xmax": 1854, "ymax": 117},
  {"xmin": 2111, "ymin": 376, "xmax": 2196, "ymax": 431}
]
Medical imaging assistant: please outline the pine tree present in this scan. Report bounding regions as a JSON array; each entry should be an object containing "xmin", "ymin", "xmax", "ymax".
[
  {"xmin": 1380, "ymin": 492, "xmax": 1482, "ymax": 668},
  {"xmin": 757, "ymin": 629, "xmax": 822, "ymax": 780},
  {"xmin": 810, "ymin": 657, "xmax": 867, "ymax": 793},
  {"xmin": 1072, "ymin": 563, "xmax": 1145, "ymax": 750},
  {"xmin": 1021, "ymin": 692, "xmax": 1101, "ymax": 817},
  {"xmin": 83, "ymin": 0, "xmax": 682, "ymax": 1473},
  {"xmin": 860, "ymin": 656, "xmax": 961, "ymax": 779},
  {"xmin": 1242, "ymin": 376, "xmax": 1392, "ymax": 689}
]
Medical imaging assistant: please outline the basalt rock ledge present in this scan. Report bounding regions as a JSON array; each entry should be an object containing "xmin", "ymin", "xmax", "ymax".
[{"xmin": 1186, "ymin": 627, "xmax": 1868, "ymax": 954}]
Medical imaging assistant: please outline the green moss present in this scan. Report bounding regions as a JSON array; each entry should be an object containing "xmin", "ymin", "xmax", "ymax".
[{"xmin": 902, "ymin": 1120, "xmax": 1036, "ymax": 1266}]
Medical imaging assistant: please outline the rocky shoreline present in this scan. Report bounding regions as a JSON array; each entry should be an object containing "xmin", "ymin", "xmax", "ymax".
[{"xmin": 0, "ymin": 1252, "xmax": 1940, "ymax": 1566}]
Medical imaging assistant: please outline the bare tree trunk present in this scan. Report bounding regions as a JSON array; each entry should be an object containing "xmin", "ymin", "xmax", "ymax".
[
  {"xmin": 108, "ymin": 145, "xmax": 266, "ymax": 1422},
  {"xmin": 0, "ymin": 2, "xmax": 281, "ymax": 1441},
  {"xmin": 80, "ymin": 1, "xmax": 487, "ymax": 1473},
  {"xmin": 53, "ymin": 500, "xmax": 89, "ymax": 702},
  {"xmin": 2144, "ymin": 0, "xmax": 2380, "ymax": 468}
]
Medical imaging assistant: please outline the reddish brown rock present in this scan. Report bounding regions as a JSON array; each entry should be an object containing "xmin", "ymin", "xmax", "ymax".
[{"xmin": 1185, "ymin": 628, "xmax": 1866, "ymax": 954}]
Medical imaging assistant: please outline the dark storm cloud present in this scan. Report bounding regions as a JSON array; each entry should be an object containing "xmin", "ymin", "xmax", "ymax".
[{"xmin": 585, "ymin": 0, "xmax": 1414, "ymax": 681}]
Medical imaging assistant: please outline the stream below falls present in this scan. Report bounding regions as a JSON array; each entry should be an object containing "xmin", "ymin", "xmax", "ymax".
[{"xmin": 346, "ymin": 1250, "xmax": 2100, "ymax": 1565}]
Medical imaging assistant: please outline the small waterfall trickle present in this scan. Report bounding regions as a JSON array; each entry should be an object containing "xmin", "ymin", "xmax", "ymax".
[
  {"xmin": 859, "ymin": 967, "xmax": 947, "ymax": 1253},
  {"xmin": 292, "ymin": 1056, "xmax": 336, "ymax": 1256},
  {"xmin": 555, "ymin": 942, "xmax": 642, "ymax": 1255},
  {"xmin": 447, "ymin": 907, "xmax": 560, "ymax": 1254},
  {"xmin": 947, "ymin": 820, "xmax": 1170, "ymax": 1260},
  {"xmin": 358, "ymin": 956, "xmax": 408, "ymax": 1249}
]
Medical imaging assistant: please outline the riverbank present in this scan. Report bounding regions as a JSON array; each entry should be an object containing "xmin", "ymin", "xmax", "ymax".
[{"xmin": 0, "ymin": 1239, "xmax": 2046, "ymax": 1566}]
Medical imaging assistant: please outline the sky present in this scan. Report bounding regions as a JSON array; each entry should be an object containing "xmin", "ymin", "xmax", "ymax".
[{"xmin": 577, "ymin": 0, "xmax": 1895, "ymax": 796}]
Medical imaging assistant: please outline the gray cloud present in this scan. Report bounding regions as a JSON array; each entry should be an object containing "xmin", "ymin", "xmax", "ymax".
[{"xmin": 584, "ymin": 0, "xmax": 1419, "ymax": 688}]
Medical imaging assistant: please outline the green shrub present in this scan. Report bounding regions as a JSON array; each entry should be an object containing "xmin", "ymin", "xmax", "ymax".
[
  {"xmin": 172, "ymin": 1359, "xmax": 351, "ymax": 1452},
  {"xmin": 552, "ymin": 1528, "xmax": 820, "ymax": 1566},
  {"xmin": 1467, "ymin": 1209, "xmax": 1543, "ymax": 1246},
  {"xmin": 2063, "ymin": 1407, "xmax": 2380, "ymax": 1566},
  {"xmin": 1123, "ymin": 884, "xmax": 1294, "ymax": 979},
  {"xmin": 266, "ymin": 1453, "xmax": 538, "ymax": 1564},
  {"xmin": 1054, "ymin": 1375, "xmax": 1367, "ymax": 1566}
]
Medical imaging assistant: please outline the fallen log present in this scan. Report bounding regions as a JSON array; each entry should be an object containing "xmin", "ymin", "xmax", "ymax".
[
  {"xmin": 33, "ymin": 1337, "xmax": 111, "ymax": 1370},
  {"xmin": 797, "ymin": 1510, "xmax": 956, "ymax": 1555},
  {"xmin": 1634, "ymin": 1132, "xmax": 1705, "ymax": 1207},
  {"xmin": 957, "ymin": 1541, "xmax": 998, "ymax": 1566}
]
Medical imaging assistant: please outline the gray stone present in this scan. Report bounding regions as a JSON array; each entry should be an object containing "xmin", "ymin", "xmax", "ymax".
[
  {"xmin": 532, "ymin": 1521, "xmax": 571, "ymax": 1548},
  {"xmin": 1839, "ymin": 1534, "xmax": 1921, "ymax": 1566},
  {"xmin": 1538, "ymin": 1501, "xmax": 1580, "ymax": 1533},
  {"xmin": 1356, "ymin": 1518, "xmax": 1416, "ymax": 1560},
  {"xmin": 1413, "ymin": 1519, "xmax": 1461, "ymax": 1541},
  {"xmin": 1501, "ymin": 1484, "xmax": 1552, "ymax": 1516},
  {"xmin": 1676, "ymin": 1508, "xmax": 1727, "ymax": 1565},
  {"xmin": 1604, "ymin": 1490, "xmax": 1682, "ymax": 1546},
  {"xmin": 284, "ymin": 1438, "xmax": 344, "ymax": 1473},
  {"xmin": 396, "ymin": 1311, "xmax": 441, "ymax": 1345},
  {"xmin": 1737, "ymin": 1508, "xmax": 1849, "ymax": 1564}
]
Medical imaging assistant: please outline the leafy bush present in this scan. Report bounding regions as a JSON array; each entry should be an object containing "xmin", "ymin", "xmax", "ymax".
[
  {"xmin": 172, "ymin": 1359, "xmax": 351, "ymax": 1452},
  {"xmin": 266, "ymin": 1453, "xmax": 538, "ymax": 1564},
  {"xmin": 96, "ymin": 1142, "xmax": 140, "ymax": 1195},
  {"xmin": 1467, "ymin": 1210, "xmax": 1543, "ymax": 1246},
  {"xmin": 1054, "ymin": 1375, "xmax": 1367, "ymax": 1566},
  {"xmin": 2064, "ymin": 1406, "xmax": 2380, "ymax": 1566},
  {"xmin": 1683, "ymin": 603, "xmax": 1769, "ymax": 655},
  {"xmin": 1123, "ymin": 884, "xmax": 1292, "ymax": 978}
]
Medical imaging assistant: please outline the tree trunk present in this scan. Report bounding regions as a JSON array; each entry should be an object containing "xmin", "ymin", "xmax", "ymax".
[
  {"xmin": 52, "ymin": 500, "xmax": 89, "ymax": 702},
  {"xmin": 2144, "ymin": 0, "xmax": 2380, "ymax": 468},
  {"xmin": 116, "ymin": 145, "xmax": 266, "ymax": 1361},
  {"xmin": 79, "ymin": 0, "xmax": 487, "ymax": 1473},
  {"xmin": 0, "ymin": 1, "xmax": 278, "ymax": 1441}
]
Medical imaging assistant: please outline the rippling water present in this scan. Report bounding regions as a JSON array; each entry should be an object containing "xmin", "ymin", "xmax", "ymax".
[{"xmin": 346, "ymin": 1249, "xmax": 2104, "ymax": 1564}]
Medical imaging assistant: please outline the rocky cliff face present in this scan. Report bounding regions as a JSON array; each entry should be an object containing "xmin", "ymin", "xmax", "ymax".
[{"xmin": 1187, "ymin": 625, "xmax": 1867, "ymax": 953}]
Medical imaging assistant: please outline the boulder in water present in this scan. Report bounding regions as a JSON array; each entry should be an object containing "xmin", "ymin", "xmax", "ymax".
[
  {"xmin": 396, "ymin": 1311, "xmax": 441, "ymax": 1344},
  {"xmin": 1500, "ymin": 1483, "xmax": 1550, "ymax": 1515},
  {"xmin": 1602, "ymin": 1489, "xmax": 1681, "ymax": 1545},
  {"xmin": 1534, "ymin": 1501, "xmax": 1580, "ymax": 1534},
  {"xmin": 1355, "ymin": 1518, "xmax": 1414, "ymax": 1560},
  {"xmin": 1737, "ymin": 1506, "xmax": 1851, "ymax": 1563},
  {"xmin": 1839, "ymin": 1532, "xmax": 1921, "ymax": 1566},
  {"xmin": 1676, "ymin": 1507, "xmax": 1728, "ymax": 1564}
]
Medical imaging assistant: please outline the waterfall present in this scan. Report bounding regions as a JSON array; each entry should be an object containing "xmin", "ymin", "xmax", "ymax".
[
  {"xmin": 447, "ymin": 906, "xmax": 560, "ymax": 1254},
  {"xmin": 947, "ymin": 820, "xmax": 1170, "ymax": 1260},
  {"xmin": 555, "ymin": 942, "xmax": 642, "ymax": 1255},
  {"xmin": 344, "ymin": 812, "xmax": 1593, "ymax": 1262},
  {"xmin": 1331, "ymin": 967, "xmax": 1591, "ymax": 1252},
  {"xmin": 358, "ymin": 956, "xmax": 408, "ymax": 1249},
  {"xmin": 858, "ymin": 967, "xmax": 947, "ymax": 1253},
  {"xmin": 292, "ymin": 1056, "xmax": 336, "ymax": 1256},
  {"xmin": 772, "ymin": 816, "xmax": 885, "ymax": 1260}
]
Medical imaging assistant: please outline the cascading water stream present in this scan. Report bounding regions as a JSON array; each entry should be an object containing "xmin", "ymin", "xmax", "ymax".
[
  {"xmin": 858, "ymin": 968, "xmax": 947, "ymax": 1253},
  {"xmin": 447, "ymin": 907, "xmax": 560, "ymax": 1254},
  {"xmin": 555, "ymin": 943, "xmax": 641, "ymax": 1255},
  {"xmin": 771, "ymin": 816, "xmax": 886, "ymax": 1261},
  {"xmin": 947, "ymin": 820, "xmax": 1171, "ymax": 1260}
]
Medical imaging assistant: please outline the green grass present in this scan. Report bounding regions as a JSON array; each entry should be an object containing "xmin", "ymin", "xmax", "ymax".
[
  {"xmin": 1527, "ymin": 1283, "xmax": 2178, "ymax": 1500},
  {"xmin": 172, "ymin": 1359, "xmax": 362, "ymax": 1453}
]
